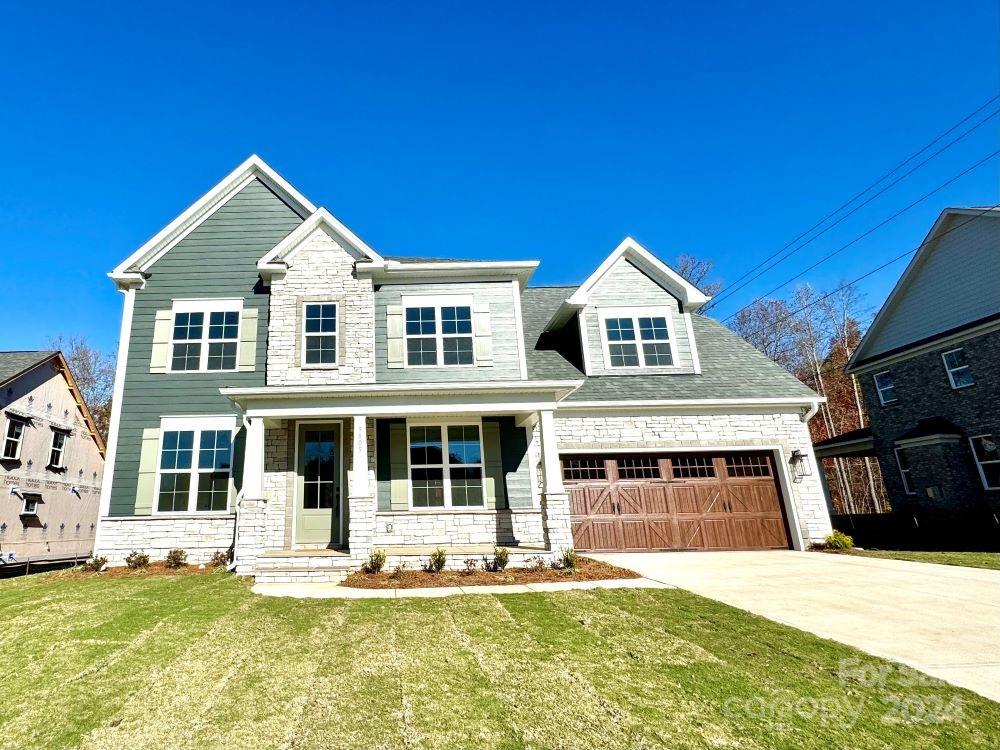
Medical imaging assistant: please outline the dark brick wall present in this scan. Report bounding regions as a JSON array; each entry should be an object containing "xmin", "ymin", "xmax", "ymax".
[{"xmin": 858, "ymin": 327, "xmax": 1000, "ymax": 514}]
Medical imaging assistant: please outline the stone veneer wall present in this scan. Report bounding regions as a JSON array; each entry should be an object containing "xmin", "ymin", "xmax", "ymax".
[
  {"xmin": 553, "ymin": 410, "xmax": 833, "ymax": 546},
  {"xmin": 266, "ymin": 229, "xmax": 376, "ymax": 386},
  {"xmin": 98, "ymin": 515, "xmax": 235, "ymax": 566},
  {"xmin": 371, "ymin": 509, "xmax": 545, "ymax": 547}
]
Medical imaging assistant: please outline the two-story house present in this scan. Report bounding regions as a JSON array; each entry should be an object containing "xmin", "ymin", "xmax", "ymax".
[
  {"xmin": 1, "ymin": 351, "xmax": 105, "ymax": 572},
  {"xmin": 819, "ymin": 207, "xmax": 999, "ymax": 520},
  {"xmin": 94, "ymin": 156, "xmax": 832, "ymax": 582}
]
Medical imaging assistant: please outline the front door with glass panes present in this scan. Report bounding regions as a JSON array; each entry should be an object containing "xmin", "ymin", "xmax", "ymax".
[{"xmin": 295, "ymin": 423, "xmax": 342, "ymax": 546}]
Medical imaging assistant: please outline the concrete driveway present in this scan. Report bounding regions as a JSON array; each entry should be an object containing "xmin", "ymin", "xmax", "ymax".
[{"xmin": 589, "ymin": 550, "xmax": 1000, "ymax": 702}]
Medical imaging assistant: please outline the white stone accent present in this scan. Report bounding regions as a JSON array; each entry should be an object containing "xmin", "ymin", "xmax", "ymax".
[
  {"xmin": 96, "ymin": 515, "xmax": 234, "ymax": 565},
  {"xmin": 372, "ymin": 509, "xmax": 545, "ymax": 547},
  {"xmin": 266, "ymin": 229, "xmax": 376, "ymax": 386},
  {"xmin": 553, "ymin": 410, "xmax": 833, "ymax": 546}
]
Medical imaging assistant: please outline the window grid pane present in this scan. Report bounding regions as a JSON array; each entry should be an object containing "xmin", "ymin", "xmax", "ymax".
[
  {"xmin": 157, "ymin": 473, "xmax": 191, "ymax": 512},
  {"xmin": 725, "ymin": 454, "xmax": 771, "ymax": 477},
  {"xmin": 605, "ymin": 317, "xmax": 636, "ymax": 342},
  {"xmin": 441, "ymin": 306, "xmax": 472, "ymax": 334},
  {"xmin": 172, "ymin": 312, "xmax": 204, "ymax": 341},
  {"xmin": 207, "ymin": 342, "xmax": 237, "ymax": 371},
  {"xmin": 407, "ymin": 337, "xmax": 437, "ymax": 366},
  {"xmin": 443, "ymin": 336, "xmax": 474, "ymax": 365},
  {"xmin": 671, "ymin": 455, "xmax": 716, "ymax": 479},
  {"xmin": 160, "ymin": 431, "xmax": 194, "ymax": 470},
  {"xmin": 196, "ymin": 472, "xmax": 230, "ymax": 511},
  {"xmin": 617, "ymin": 456, "xmax": 661, "ymax": 480},
  {"xmin": 171, "ymin": 342, "xmax": 202, "ymax": 371},
  {"xmin": 208, "ymin": 311, "xmax": 239, "ymax": 340},
  {"xmin": 3, "ymin": 420, "xmax": 24, "ymax": 459},
  {"xmin": 562, "ymin": 457, "xmax": 607, "ymax": 481},
  {"xmin": 642, "ymin": 342, "xmax": 673, "ymax": 366},
  {"xmin": 609, "ymin": 342, "xmax": 640, "ymax": 367}
]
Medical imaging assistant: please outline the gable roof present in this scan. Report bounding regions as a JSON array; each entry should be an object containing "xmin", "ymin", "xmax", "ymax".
[
  {"xmin": 543, "ymin": 237, "xmax": 712, "ymax": 331},
  {"xmin": 110, "ymin": 155, "xmax": 316, "ymax": 288},
  {"xmin": 521, "ymin": 287, "xmax": 818, "ymax": 403},
  {"xmin": 0, "ymin": 351, "xmax": 57, "ymax": 388},
  {"xmin": 849, "ymin": 207, "xmax": 1000, "ymax": 369}
]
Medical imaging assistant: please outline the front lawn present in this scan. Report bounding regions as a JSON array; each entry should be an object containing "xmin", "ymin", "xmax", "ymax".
[
  {"xmin": 835, "ymin": 549, "xmax": 1000, "ymax": 571},
  {"xmin": 1, "ymin": 571, "xmax": 997, "ymax": 749}
]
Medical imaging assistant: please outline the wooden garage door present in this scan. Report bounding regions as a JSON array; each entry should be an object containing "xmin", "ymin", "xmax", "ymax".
[{"xmin": 565, "ymin": 452, "xmax": 791, "ymax": 551}]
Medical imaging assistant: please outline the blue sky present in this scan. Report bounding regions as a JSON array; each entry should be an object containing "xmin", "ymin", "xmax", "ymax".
[{"xmin": 1, "ymin": 1, "xmax": 997, "ymax": 353}]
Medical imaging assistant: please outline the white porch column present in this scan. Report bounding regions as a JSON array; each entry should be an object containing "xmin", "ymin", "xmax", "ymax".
[
  {"xmin": 348, "ymin": 415, "xmax": 375, "ymax": 561},
  {"xmin": 539, "ymin": 409, "xmax": 573, "ymax": 555},
  {"xmin": 243, "ymin": 416, "xmax": 265, "ymax": 498},
  {"xmin": 234, "ymin": 415, "xmax": 267, "ymax": 574}
]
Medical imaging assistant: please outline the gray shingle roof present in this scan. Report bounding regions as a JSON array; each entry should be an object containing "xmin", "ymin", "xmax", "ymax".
[
  {"xmin": 521, "ymin": 287, "xmax": 817, "ymax": 401},
  {"xmin": 0, "ymin": 351, "xmax": 56, "ymax": 388}
]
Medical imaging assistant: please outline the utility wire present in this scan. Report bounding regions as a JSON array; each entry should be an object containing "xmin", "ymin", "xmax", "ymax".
[
  {"xmin": 705, "ymin": 97, "xmax": 1000, "ymax": 311},
  {"xmin": 721, "ymin": 150, "xmax": 1000, "ymax": 324}
]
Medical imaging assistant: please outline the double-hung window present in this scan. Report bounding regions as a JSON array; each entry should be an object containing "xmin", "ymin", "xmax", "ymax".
[
  {"xmin": 942, "ymin": 348, "xmax": 974, "ymax": 389},
  {"xmin": 894, "ymin": 448, "xmax": 915, "ymax": 495},
  {"xmin": 969, "ymin": 435, "xmax": 999, "ymax": 490},
  {"xmin": 403, "ymin": 296, "xmax": 474, "ymax": 367},
  {"xmin": 156, "ymin": 417, "xmax": 235, "ymax": 513},
  {"xmin": 2, "ymin": 417, "xmax": 25, "ymax": 460},
  {"xmin": 873, "ymin": 371, "xmax": 897, "ymax": 405},
  {"xmin": 302, "ymin": 302, "xmax": 338, "ymax": 366},
  {"xmin": 599, "ymin": 307, "xmax": 675, "ymax": 369},
  {"xmin": 49, "ymin": 430, "xmax": 68, "ymax": 469},
  {"xmin": 408, "ymin": 422, "xmax": 484, "ymax": 508},
  {"xmin": 169, "ymin": 300, "xmax": 241, "ymax": 372}
]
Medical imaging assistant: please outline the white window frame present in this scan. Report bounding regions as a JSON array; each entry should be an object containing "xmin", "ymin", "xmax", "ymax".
[
  {"xmin": 153, "ymin": 415, "xmax": 237, "ymax": 515},
  {"xmin": 941, "ymin": 348, "xmax": 975, "ymax": 390},
  {"xmin": 969, "ymin": 434, "xmax": 1000, "ymax": 491},
  {"xmin": 2, "ymin": 416, "xmax": 25, "ymax": 461},
  {"xmin": 873, "ymin": 371, "xmax": 897, "ymax": 405},
  {"xmin": 401, "ymin": 294, "xmax": 476, "ymax": 369},
  {"xmin": 300, "ymin": 301, "xmax": 340, "ymax": 369},
  {"xmin": 48, "ymin": 430, "xmax": 69, "ymax": 469},
  {"xmin": 20, "ymin": 493, "xmax": 40, "ymax": 516},
  {"xmin": 406, "ymin": 418, "xmax": 485, "ymax": 510},
  {"xmin": 167, "ymin": 298, "xmax": 243, "ymax": 374},
  {"xmin": 893, "ymin": 448, "xmax": 916, "ymax": 495},
  {"xmin": 597, "ymin": 305, "xmax": 678, "ymax": 370}
]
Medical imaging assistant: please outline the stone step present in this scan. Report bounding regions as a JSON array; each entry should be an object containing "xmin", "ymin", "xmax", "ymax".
[{"xmin": 254, "ymin": 567, "xmax": 350, "ymax": 585}]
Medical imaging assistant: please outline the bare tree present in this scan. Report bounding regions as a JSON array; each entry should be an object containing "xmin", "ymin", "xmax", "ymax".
[
  {"xmin": 47, "ymin": 335, "xmax": 115, "ymax": 441},
  {"xmin": 674, "ymin": 254, "xmax": 723, "ymax": 296},
  {"xmin": 729, "ymin": 298, "xmax": 804, "ymax": 372}
]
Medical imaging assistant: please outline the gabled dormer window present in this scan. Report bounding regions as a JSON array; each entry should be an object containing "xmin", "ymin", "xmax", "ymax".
[
  {"xmin": 403, "ymin": 295, "xmax": 474, "ymax": 367},
  {"xmin": 598, "ymin": 306, "xmax": 675, "ymax": 369}
]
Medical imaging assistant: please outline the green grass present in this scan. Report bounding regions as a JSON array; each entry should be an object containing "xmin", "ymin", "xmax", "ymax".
[
  {"xmin": 1, "ymin": 571, "xmax": 997, "ymax": 749},
  {"xmin": 838, "ymin": 549, "xmax": 1000, "ymax": 571}
]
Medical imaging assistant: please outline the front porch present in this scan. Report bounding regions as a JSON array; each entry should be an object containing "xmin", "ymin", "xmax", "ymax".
[{"xmin": 223, "ymin": 381, "xmax": 581, "ymax": 580}]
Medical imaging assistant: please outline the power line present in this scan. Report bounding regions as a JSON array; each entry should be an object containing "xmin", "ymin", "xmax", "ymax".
[{"xmin": 704, "ymin": 96, "xmax": 1000, "ymax": 311}]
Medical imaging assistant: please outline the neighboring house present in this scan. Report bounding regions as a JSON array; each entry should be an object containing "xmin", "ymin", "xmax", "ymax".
[
  {"xmin": 1, "ymin": 351, "xmax": 106, "ymax": 571},
  {"xmin": 817, "ymin": 207, "xmax": 999, "ymax": 516},
  {"xmin": 95, "ymin": 156, "xmax": 831, "ymax": 581}
]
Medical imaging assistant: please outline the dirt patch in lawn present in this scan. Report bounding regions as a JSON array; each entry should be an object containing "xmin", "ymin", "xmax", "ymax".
[
  {"xmin": 51, "ymin": 562, "xmax": 222, "ymax": 580},
  {"xmin": 342, "ymin": 556, "xmax": 639, "ymax": 589}
]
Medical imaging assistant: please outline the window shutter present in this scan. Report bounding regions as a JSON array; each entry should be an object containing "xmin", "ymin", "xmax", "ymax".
[
  {"xmin": 473, "ymin": 304, "xmax": 493, "ymax": 366},
  {"xmin": 387, "ymin": 305, "xmax": 404, "ymax": 369},
  {"xmin": 149, "ymin": 310, "xmax": 173, "ymax": 373},
  {"xmin": 482, "ymin": 420, "xmax": 507, "ymax": 509},
  {"xmin": 238, "ymin": 307, "xmax": 258, "ymax": 372},
  {"xmin": 388, "ymin": 422, "xmax": 408, "ymax": 510},
  {"xmin": 134, "ymin": 428, "xmax": 161, "ymax": 515}
]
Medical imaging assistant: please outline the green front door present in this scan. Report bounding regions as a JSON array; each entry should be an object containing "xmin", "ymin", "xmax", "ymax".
[{"xmin": 295, "ymin": 423, "xmax": 342, "ymax": 546}]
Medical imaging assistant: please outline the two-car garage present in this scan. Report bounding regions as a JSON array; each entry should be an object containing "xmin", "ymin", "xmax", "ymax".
[{"xmin": 562, "ymin": 451, "xmax": 792, "ymax": 551}]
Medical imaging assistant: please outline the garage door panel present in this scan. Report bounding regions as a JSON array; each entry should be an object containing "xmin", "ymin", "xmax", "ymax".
[
  {"xmin": 568, "ymin": 485, "xmax": 613, "ymax": 516},
  {"xmin": 620, "ymin": 520, "xmax": 649, "ymax": 550},
  {"xmin": 671, "ymin": 484, "xmax": 723, "ymax": 514},
  {"xmin": 644, "ymin": 520, "xmax": 675, "ymax": 550}
]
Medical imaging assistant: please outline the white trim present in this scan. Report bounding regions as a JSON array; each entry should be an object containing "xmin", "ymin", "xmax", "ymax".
[
  {"xmin": 152, "ymin": 415, "xmax": 237, "ymax": 516},
  {"xmin": 510, "ymin": 279, "xmax": 529, "ymax": 380},
  {"xmin": 894, "ymin": 447, "xmax": 916, "ymax": 495},
  {"xmin": 300, "ymin": 300, "xmax": 340, "ymax": 369},
  {"xmin": 94, "ymin": 286, "xmax": 136, "ymax": 554},
  {"xmin": 941, "ymin": 347, "xmax": 975, "ymax": 390},
  {"xmin": 357, "ymin": 260, "xmax": 538, "ymax": 289},
  {"xmin": 597, "ymin": 305, "xmax": 679, "ymax": 370},
  {"xmin": 1, "ymin": 414, "xmax": 25, "ymax": 461},
  {"xmin": 401, "ymin": 294, "xmax": 476, "ymax": 369},
  {"xmin": 968, "ymin": 434, "xmax": 1000, "ymax": 491},
  {"xmin": 166, "ymin": 300, "xmax": 243, "ymax": 374},
  {"xmin": 873, "ymin": 371, "xmax": 897, "ymax": 405},
  {"xmin": 578, "ymin": 309, "xmax": 594, "ymax": 376},
  {"xmin": 894, "ymin": 434, "xmax": 960, "ymax": 448},
  {"xmin": 558, "ymin": 397, "xmax": 824, "ymax": 411},
  {"xmin": 48, "ymin": 429, "xmax": 68, "ymax": 469},
  {"xmin": 405, "ymin": 419, "xmax": 486, "ymax": 510},
  {"xmin": 292, "ymin": 419, "xmax": 347, "ymax": 547},
  {"xmin": 848, "ymin": 317, "xmax": 1000, "ymax": 374},
  {"xmin": 683, "ymin": 312, "xmax": 702, "ymax": 374},
  {"xmin": 110, "ymin": 155, "xmax": 315, "ymax": 284}
]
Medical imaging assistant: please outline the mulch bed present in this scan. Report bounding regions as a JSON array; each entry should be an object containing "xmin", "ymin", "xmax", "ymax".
[
  {"xmin": 51, "ymin": 562, "xmax": 222, "ymax": 580},
  {"xmin": 342, "ymin": 556, "xmax": 639, "ymax": 589}
]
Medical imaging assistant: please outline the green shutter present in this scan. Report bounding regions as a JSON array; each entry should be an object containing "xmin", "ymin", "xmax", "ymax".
[
  {"xmin": 238, "ymin": 307, "xmax": 258, "ymax": 372},
  {"xmin": 389, "ymin": 422, "xmax": 408, "ymax": 510},
  {"xmin": 134, "ymin": 427, "xmax": 161, "ymax": 515},
  {"xmin": 482, "ymin": 420, "xmax": 506, "ymax": 509},
  {"xmin": 473, "ymin": 303, "xmax": 493, "ymax": 366},
  {"xmin": 149, "ymin": 310, "xmax": 173, "ymax": 373},
  {"xmin": 387, "ymin": 305, "xmax": 404, "ymax": 369}
]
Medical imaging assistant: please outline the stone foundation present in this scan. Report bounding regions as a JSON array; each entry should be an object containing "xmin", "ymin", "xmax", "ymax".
[
  {"xmin": 96, "ymin": 515, "xmax": 235, "ymax": 565},
  {"xmin": 372, "ymin": 509, "xmax": 545, "ymax": 547}
]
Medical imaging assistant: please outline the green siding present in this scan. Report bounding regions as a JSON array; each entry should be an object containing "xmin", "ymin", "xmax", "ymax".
[{"xmin": 108, "ymin": 179, "xmax": 303, "ymax": 516}]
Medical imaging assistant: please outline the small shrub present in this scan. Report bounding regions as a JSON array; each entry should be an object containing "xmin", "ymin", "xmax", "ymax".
[
  {"xmin": 209, "ymin": 550, "xmax": 231, "ymax": 568},
  {"xmin": 423, "ymin": 547, "xmax": 447, "ymax": 573},
  {"xmin": 561, "ymin": 548, "xmax": 579, "ymax": 570},
  {"xmin": 492, "ymin": 545, "xmax": 509, "ymax": 572},
  {"xmin": 80, "ymin": 556, "xmax": 107, "ymax": 572},
  {"xmin": 124, "ymin": 550, "xmax": 149, "ymax": 570},
  {"xmin": 824, "ymin": 530, "xmax": 854, "ymax": 550},
  {"xmin": 525, "ymin": 555, "xmax": 547, "ymax": 572},
  {"xmin": 462, "ymin": 557, "xmax": 479, "ymax": 575},
  {"xmin": 389, "ymin": 563, "xmax": 407, "ymax": 579},
  {"xmin": 164, "ymin": 549, "xmax": 188, "ymax": 568},
  {"xmin": 363, "ymin": 549, "xmax": 387, "ymax": 574}
]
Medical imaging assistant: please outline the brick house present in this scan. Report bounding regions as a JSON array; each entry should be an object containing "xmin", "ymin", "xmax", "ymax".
[
  {"xmin": 817, "ymin": 207, "xmax": 999, "ymax": 517},
  {"xmin": 94, "ymin": 156, "xmax": 832, "ymax": 583}
]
